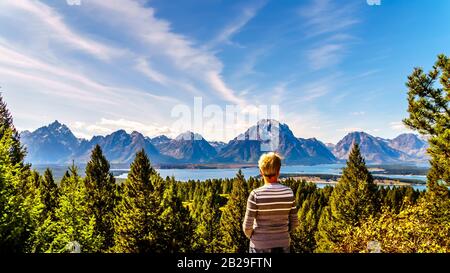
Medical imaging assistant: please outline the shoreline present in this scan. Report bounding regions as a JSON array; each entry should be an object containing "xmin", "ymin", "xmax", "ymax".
[
  {"xmin": 280, "ymin": 175, "xmax": 424, "ymax": 187},
  {"xmin": 33, "ymin": 163, "xmax": 428, "ymax": 186}
]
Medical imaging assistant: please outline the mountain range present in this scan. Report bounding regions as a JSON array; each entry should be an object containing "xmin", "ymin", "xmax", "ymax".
[{"xmin": 20, "ymin": 120, "xmax": 429, "ymax": 166}]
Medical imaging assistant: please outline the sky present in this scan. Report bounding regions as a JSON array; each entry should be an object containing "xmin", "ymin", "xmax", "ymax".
[{"xmin": 1, "ymin": 0, "xmax": 450, "ymax": 144}]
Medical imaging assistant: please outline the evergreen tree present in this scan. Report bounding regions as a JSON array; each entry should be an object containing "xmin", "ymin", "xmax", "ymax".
[
  {"xmin": 0, "ymin": 94, "xmax": 26, "ymax": 165},
  {"xmin": 339, "ymin": 191, "xmax": 450, "ymax": 253},
  {"xmin": 291, "ymin": 198, "xmax": 317, "ymax": 253},
  {"xmin": 84, "ymin": 145, "xmax": 116, "ymax": 251},
  {"xmin": 403, "ymin": 54, "xmax": 450, "ymax": 192},
  {"xmin": 156, "ymin": 178, "xmax": 195, "ymax": 253},
  {"xmin": 316, "ymin": 144, "xmax": 378, "ymax": 252},
  {"xmin": 22, "ymin": 170, "xmax": 48, "ymax": 253},
  {"xmin": 291, "ymin": 184, "xmax": 325, "ymax": 253},
  {"xmin": 218, "ymin": 170, "xmax": 249, "ymax": 253},
  {"xmin": 113, "ymin": 149, "xmax": 159, "ymax": 253},
  {"xmin": 40, "ymin": 168, "xmax": 59, "ymax": 218},
  {"xmin": 190, "ymin": 181, "xmax": 208, "ymax": 220},
  {"xmin": 42, "ymin": 165, "xmax": 102, "ymax": 252},
  {"xmin": 195, "ymin": 181, "xmax": 222, "ymax": 252},
  {"xmin": 0, "ymin": 96, "xmax": 47, "ymax": 253},
  {"xmin": 60, "ymin": 169, "xmax": 71, "ymax": 188},
  {"xmin": 0, "ymin": 128, "xmax": 29, "ymax": 252}
]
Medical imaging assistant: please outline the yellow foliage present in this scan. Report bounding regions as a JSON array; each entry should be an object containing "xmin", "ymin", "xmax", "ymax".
[{"xmin": 336, "ymin": 192, "xmax": 450, "ymax": 253}]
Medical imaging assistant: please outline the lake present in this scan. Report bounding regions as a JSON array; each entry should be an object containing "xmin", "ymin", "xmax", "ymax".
[
  {"xmin": 113, "ymin": 163, "xmax": 428, "ymax": 191},
  {"xmin": 114, "ymin": 164, "xmax": 349, "ymax": 181},
  {"xmin": 33, "ymin": 163, "xmax": 428, "ymax": 191}
]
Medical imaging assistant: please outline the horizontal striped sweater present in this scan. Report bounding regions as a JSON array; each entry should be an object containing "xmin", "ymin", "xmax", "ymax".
[{"xmin": 242, "ymin": 182, "xmax": 299, "ymax": 249}]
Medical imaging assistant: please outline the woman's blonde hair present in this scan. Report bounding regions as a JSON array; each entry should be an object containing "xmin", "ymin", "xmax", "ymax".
[{"xmin": 258, "ymin": 152, "xmax": 282, "ymax": 177}]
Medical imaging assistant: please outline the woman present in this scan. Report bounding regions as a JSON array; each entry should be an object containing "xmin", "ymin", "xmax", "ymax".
[{"xmin": 242, "ymin": 152, "xmax": 299, "ymax": 253}]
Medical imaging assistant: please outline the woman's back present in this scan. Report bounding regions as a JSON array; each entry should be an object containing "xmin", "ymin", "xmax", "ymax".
[{"xmin": 243, "ymin": 182, "xmax": 298, "ymax": 250}]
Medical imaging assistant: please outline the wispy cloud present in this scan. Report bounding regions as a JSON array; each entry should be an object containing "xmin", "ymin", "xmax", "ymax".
[
  {"xmin": 0, "ymin": 0, "xmax": 121, "ymax": 61},
  {"xmin": 351, "ymin": 111, "xmax": 366, "ymax": 116},
  {"xmin": 135, "ymin": 57, "xmax": 169, "ymax": 86},
  {"xmin": 230, "ymin": 45, "xmax": 273, "ymax": 82},
  {"xmin": 207, "ymin": 1, "xmax": 266, "ymax": 48},
  {"xmin": 300, "ymin": 0, "xmax": 360, "ymax": 70},
  {"xmin": 282, "ymin": 110, "xmax": 334, "ymax": 141},
  {"xmin": 87, "ymin": 0, "xmax": 246, "ymax": 106},
  {"xmin": 283, "ymin": 74, "xmax": 338, "ymax": 105},
  {"xmin": 71, "ymin": 118, "xmax": 176, "ymax": 139},
  {"xmin": 0, "ymin": 42, "xmax": 177, "ymax": 106},
  {"xmin": 299, "ymin": 0, "xmax": 359, "ymax": 38},
  {"xmin": 336, "ymin": 127, "xmax": 380, "ymax": 134},
  {"xmin": 389, "ymin": 121, "xmax": 411, "ymax": 132},
  {"xmin": 307, "ymin": 43, "xmax": 345, "ymax": 70}
]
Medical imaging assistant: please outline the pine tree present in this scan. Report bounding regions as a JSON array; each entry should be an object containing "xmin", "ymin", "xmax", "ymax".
[
  {"xmin": 291, "ymin": 185, "xmax": 325, "ymax": 253},
  {"xmin": 40, "ymin": 168, "xmax": 59, "ymax": 217},
  {"xmin": 0, "ymin": 128, "xmax": 29, "ymax": 252},
  {"xmin": 316, "ymin": 143, "xmax": 378, "ymax": 252},
  {"xmin": 195, "ymin": 181, "xmax": 222, "ymax": 252},
  {"xmin": 218, "ymin": 170, "xmax": 249, "ymax": 253},
  {"xmin": 60, "ymin": 169, "xmax": 71, "ymax": 188},
  {"xmin": 42, "ymin": 165, "xmax": 103, "ymax": 253},
  {"xmin": 84, "ymin": 145, "xmax": 116, "ymax": 251},
  {"xmin": 291, "ymin": 199, "xmax": 317, "ymax": 253},
  {"xmin": 403, "ymin": 54, "xmax": 450, "ymax": 192},
  {"xmin": 191, "ymin": 181, "xmax": 207, "ymax": 220},
  {"xmin": 113, "ymin": 149, "xmax": 159, "ymax": 253},
  {"xmin": 156, "ymin": 178, "xmax": 195, "ymax": 253},
  {"xmin": 20, "ymin": 170, "xmax": 51, "ymax": 253},
  {"xmin": 0, "ymin": 94, "xmax": 26, "ymax": 165},
  {"xmin": 0, "ymin": 95, "xmax": 39, "ymax": 253}
]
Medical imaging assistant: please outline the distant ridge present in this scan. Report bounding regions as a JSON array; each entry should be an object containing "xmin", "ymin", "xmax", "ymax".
[
  {"xmin": 20, "ymin": 120, "xmax": 429, "ymax": 165},
  {"xmin": 332, "ymin": 131, "xmax": 429, "ymax": 164}
]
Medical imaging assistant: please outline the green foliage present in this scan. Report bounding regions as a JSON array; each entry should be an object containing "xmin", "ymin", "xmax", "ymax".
[
  {"xmin": 337, "ymin": 191, "xmax": 450, "ymax": 252},
  {"xmin": 194, "ymin": 180, "xmax": 223, "ymax": 252},
  {"xmin": 0, "ymin": 128, "xmax": 30, "ymax": 252},
  {"xmin": 84, "ymin": 145, "xmax": 117, "ymax": 251},
  {"xmin": 156, "ymin": 178, "xmax": 195, "ymax": 253},
  {"xmin": 40, "ymin": 168, "xmax": 59, "ymax": 217},
  {"xmin": 291, "ymin": 186, "xmax": 329, "ymax": 253},
  {"xmin": 403, "ymin": 54, "xmax": 450, "ymax": 191},
  {"xmin": 380, "ymin": 186, "xmax": 421, "ymax": 213},
  {"xmin": 113, "ymin": 149, "xmax": 160, "ymax": 253},
  {"xmin": 0, "ymin": 94, "xmax": 26, "ymax": 166},
  {"xmin": 3, "ymin": 72, "xmax": 450, "ymax": 253},
  {"xmin": 40, "ymin": 165, "xmax": 103, "ymax": 253},
  {"xmin": 316, "ymin": 144, "xmax": 378, "ymax": 252},
  {"xmin": 217, "ymin": 170, "xmax": 249, "ymax": 253}
]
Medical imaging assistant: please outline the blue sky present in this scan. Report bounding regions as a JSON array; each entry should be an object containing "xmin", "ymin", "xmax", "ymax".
[{"xmin": 1, "ymin": 0, "xmax": 449, "ymax": 143}]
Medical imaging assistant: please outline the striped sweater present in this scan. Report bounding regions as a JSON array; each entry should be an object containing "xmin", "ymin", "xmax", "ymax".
[{"xmin": 242, "ymin": 182, "xmax": 299, "ymax": 249}]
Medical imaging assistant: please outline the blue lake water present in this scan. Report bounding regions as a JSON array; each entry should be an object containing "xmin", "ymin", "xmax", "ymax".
[
  {"xmin": 115, "ymin": 164, "xmax": 347, "ymax": 181},
  {"xmin": 114, "ymin": 163, "xmax": 428, "ymax": 191}
]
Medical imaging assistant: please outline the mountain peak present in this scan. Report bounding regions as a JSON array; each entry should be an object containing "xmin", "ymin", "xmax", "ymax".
[
  {"xmin": 394, "ymin": 133, "xmax": 419, "ymax": 139},
  {"xmin": 21, "ymin": 120, "xmax": 79, "ymax": 164},
  {"xmin": 347, "ymin": 131, "xmax": 369, "ymax": 136},
  {"xmin": 50, "ymin": 120, "xmax": 62, "ymax": 126},
  {"xmin": 334, "ymin": 131, "xmax": 404, "ymax": 163},
  {"xmin": 48, "ymin": 120, "xmax": 65, "ymax": 130},
  {"xmin": 45, "ymin": 120, "xmax": 73, "ymax": 136},
  {"xmin": 175, "ymin": 131, "xmax": 204, "ymax": 141},
  {"xmin": 257, "ymin": 119, "xmax": 280, "ymax": 126},
  {"xmin": 153, "ymin": 135, "xmax": 170, "ymax": 141},
  {"xmin": 111, "ymin": 129, "xmax": 127, "ymax": 135},
  {"xmin": 389, "ymin": 133, "xmax": 428, "ymax": 156}
]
